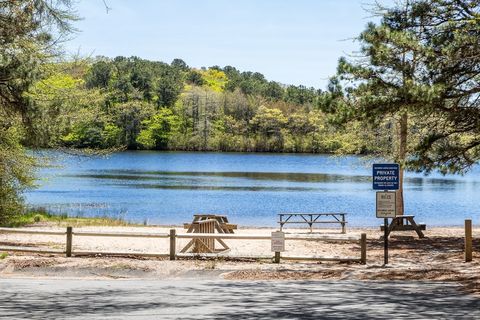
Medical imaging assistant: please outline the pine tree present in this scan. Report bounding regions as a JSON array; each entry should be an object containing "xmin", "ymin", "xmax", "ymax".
[
  {"xmin": 0, "ymin": 0, "xmax": 77, "ymax": 222},
  {"xmin": 333, "ymin": 0, "xmax": 480, "ymax": 215}
]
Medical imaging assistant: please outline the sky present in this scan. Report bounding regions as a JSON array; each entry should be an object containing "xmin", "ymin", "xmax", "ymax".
[{"xmin": 64, "ymin": 0, "xmax": 390, "ymax": 89}]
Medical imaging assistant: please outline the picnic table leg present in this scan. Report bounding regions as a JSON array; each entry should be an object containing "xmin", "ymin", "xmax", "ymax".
[
  {"xmin": 407, "ymin": 217, "xmax": 425, "ymax": 238},
  {"xmin": 386, "ymin": 218, "xmax": 396, "ymax": 238},
  {"xmin": 185, "ymin": 216, "xmax": 199, "ymax": 233},
  {"xmin": 341, "ymin": 214, "xmax": 346, "ymax": 234}
]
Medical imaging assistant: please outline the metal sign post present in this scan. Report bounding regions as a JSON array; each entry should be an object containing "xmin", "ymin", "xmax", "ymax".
[
  {"xmin": 376, "ymin": 191, "xmax": 396, "ymax": 265},
  {"xmin": 384, "ymin": 217, "xmax": 388, "ymax": 265},
  {"xmin": 373, "ymin": 164, "xmax": 399, "ymax": 266}
]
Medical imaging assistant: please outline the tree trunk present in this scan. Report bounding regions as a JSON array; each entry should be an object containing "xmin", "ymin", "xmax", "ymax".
[{"xmin": 396, "ymin": 113, "xmax": 407, "ymax": 217}]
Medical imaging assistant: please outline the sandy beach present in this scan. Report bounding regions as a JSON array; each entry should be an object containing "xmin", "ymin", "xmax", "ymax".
[{"xmin": 0, "ymin": 223, "xmax": 479, "ymax": 295}]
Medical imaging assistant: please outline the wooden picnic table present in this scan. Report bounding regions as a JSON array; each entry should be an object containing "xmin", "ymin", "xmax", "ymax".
[
  {"xmin": 278, "ymin": 213, "xmax": 347, "ymax": 233},
  {"xmin": 380, "ymin": 215, "xmax": 426, "ymax": 238},
  {"xmin": 181, "ymin": 214, "xmax": 237, "ymax": 253}
]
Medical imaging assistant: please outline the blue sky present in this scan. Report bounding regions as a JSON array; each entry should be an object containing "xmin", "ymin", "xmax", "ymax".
[{"xmin": 65, "ymin": 0, "xmax": 388, "ymax": 89}]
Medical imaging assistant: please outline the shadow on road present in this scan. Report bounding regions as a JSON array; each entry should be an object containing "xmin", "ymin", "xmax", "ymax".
[{"xmin": 0, "ymin": 279, "xmax": 479, "ymax": 319}]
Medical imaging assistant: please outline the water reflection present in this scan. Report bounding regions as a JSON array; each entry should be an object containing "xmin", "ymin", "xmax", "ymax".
[
  {"xmin": 116, "ymin": 183, "xmax": 320, "ymax": 192},
  {"xmin": 65, "ymin": 170, "xmax": 476, "ymax": 189}
]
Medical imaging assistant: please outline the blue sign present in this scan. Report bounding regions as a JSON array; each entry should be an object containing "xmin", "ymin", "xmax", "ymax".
[{"xmin": 373, "ymin": 163, "xmax": 400, "ymax": 190}]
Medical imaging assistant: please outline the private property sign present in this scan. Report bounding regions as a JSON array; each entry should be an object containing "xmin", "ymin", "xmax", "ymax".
[{"xmin": 372, "ymin": 163, "xmax": 400, "ymax": 190}]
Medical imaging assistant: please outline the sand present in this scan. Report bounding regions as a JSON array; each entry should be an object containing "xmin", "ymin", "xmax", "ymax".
[{"xmin": 0, "ymin": 224, "xmax": 479, "ymax": 295}]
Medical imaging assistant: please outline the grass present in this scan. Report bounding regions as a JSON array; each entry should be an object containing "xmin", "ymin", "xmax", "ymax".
[
  {"xmin": 0, "ymin": 252, "xmax": 8, "ymax": 260},
  {"xmin": 3, "ymin": 208, "xmax": 139, "ymax": 228}
]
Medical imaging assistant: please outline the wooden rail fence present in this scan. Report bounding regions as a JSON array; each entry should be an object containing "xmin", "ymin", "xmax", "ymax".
[{"xmin": 0, "ymin": 227, "xmax": 367, "ymax": 264}]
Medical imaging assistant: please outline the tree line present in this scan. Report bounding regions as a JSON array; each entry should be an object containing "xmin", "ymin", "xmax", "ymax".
[{"xmin": 28, "ymin": 56, "xmax": 374, "ymax": 154}]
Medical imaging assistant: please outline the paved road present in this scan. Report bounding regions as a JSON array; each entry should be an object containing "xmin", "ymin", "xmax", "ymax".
[{"xmin": 0, "ymin": 278, "xmax": 479, "ymax": 319}]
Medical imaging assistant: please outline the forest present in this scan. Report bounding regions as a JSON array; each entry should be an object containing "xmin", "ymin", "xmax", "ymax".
[{"xmin": 27, "ymin": 57, "xmax": 375, "ymax": 154}]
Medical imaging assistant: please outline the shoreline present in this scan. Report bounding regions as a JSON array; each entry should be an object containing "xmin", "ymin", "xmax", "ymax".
[{"xmin": 13, "ymin": 210, "xmax": 476, "ymax": 230}]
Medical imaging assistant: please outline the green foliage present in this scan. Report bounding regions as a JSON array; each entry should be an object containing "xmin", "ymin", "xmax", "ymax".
[
  {"xmin": 25, "ymin": 65, "xmax": 94, "ymax": 147},
  {"xmin": 0, "ymin": 0, "xmax": 77, "ymax": 224},
  {"xmin": 156, "ymin": 70, "xmax": 184, "ymax": 108},
  {"xmin": 0, "ymin": 123, "xmax": 35, "ymax": 225},
  {"xmin": 285, "ymin": 85, "xmax": 318, "ymax": 105},
  {"xmin": 110, "ymin": 101, "xmax": 155, "ymax": 148},
  {"xmin": 4, "ymin": 209, "xmax": 135, "ymax": 228},
  {"xmin": 0, "ymin": 0, "xmax": 78, "ymax": 119},
  {"xmin": 86, "ymin": 60, "xmax": 112, "ymax": 88},
  {"xmin": 200, "ymin": 69, "xmax": 228, "ymax": 92},
  {"xmin": 333, "ymin": 0, "xmax": 480, "ymax": 174},
  {"xmin": 102, "ymin": 124, "xmax": 122, "ymax": 147},
  {"xmin": 137, "ymin": 108, "xmax": 180, "ymax": 149},
  {"xmin": 262, "ymin": 81, "xmax": 284, "ymax": 101},
  {"xmin": 27, "ymin": 56, "xmax": 379, "ymax": 154},
  {"xmin": 171, "ymin": 58, "xmax": 189, "ymax": 71},
  {"xmin": 186, "ymin": 70, "xmax": 205, "ymax": 86}
]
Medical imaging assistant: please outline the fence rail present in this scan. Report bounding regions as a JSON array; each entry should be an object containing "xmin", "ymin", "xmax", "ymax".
[
  {"xmin": 0, "ymin": 227, "xmax": 367, "ymax": 264},
  {"xmin": 0, "ymin": 227, "xmax": 66, "ymax": 236},
  {"xmin": 74, "ymin": 231, "xmax": 170, "ymax": 238}
]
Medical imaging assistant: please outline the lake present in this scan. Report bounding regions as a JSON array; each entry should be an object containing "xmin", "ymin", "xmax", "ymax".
[{"xmin": 25, "ymin": 151, "xmax": 480, "ymax": 227}]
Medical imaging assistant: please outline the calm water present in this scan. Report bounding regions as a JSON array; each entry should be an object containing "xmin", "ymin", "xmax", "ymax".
[{"xmin": 25, "ymin": 151, "xmax": 480, "ymax": 227}]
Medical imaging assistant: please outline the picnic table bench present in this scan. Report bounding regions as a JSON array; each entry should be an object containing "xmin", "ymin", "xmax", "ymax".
[
  {"xmin": 278, "ymin": 213, "xmax": 347, "ymax": 233},
  {"xmin": 181, "ymin": 214, "xmax": 237, "ymax": 253},
  {"xmin": 183, "ymin": 214, "xmax": 237, "ymax": 234},
  {"xmin": 380, "ymin": 215, "xmax": 426, "ymax": 238}
]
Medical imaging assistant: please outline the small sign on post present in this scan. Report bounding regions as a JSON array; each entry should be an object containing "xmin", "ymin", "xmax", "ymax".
[
  {"xmin": 376, "ymin": 191, "xmax": 397, "ymax": 218},
  {"xmin": 271, "ymin": 231, "xmax": 285, "ymax": 252}
]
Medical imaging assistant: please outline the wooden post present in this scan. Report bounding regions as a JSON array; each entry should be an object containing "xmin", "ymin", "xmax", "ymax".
[
  {"xmin": 465, "ymin": 219, "xmax": 472, "ymax": 262},
  {"xmin": 66, "ymin": 226, "xmax": 73, "ymax": 257},
  {"xmin": 170, "ymin": 229, "xmax": 176, "ymax": 261},
  {"xmin": 360, "ymin": 233, "xmax": 367, "ymax": 265},
  {"xmin": 274, "ymin": 252, "xmax": 281, "ymax": 264}
]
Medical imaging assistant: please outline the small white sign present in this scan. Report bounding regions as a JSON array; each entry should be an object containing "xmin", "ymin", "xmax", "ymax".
[
  {"xmin": 271, "ymin": 231, "xmax": 285, "ymax": 252},
  {"xmin": 376, "ymin": 191, "xmax": 397, "ymax": 218}
]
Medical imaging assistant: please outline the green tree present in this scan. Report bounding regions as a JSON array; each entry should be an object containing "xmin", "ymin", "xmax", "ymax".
[
  {"xmin": 333, "ymin": 0, "xmax": 480, "ymax": 215},
  {"xmin": 111, "ymin": 101, "xmax": 155, "ymax": 149},
  {"xmin": 137, "ymin": 108, "xmax": 180, "ymax": 149},
  {"xmin": 262, "ymin": 81, "xmax": 284, "ymax": 101},
  {"xmin": 400, "ymin": 0, "xmax": 480, "ymax": 174},
  {"xmin": 156, "ymin": 69, "xmax": 183, "ymax": 108},
  {"xmin": 0, "ymin": 123, "xmax": 35, "ymax": 225},
  {"xmin": 251, "ymin": 106, "xmax": 287, "ymax": 151},
  {"xmin": 86, "ymin": 60, "xmax": 112, "ymax": 89},
  {"xmin": 171, "ymin": 58, "xmax": 189, "ymax": 71},
  {"xmin": 0, "ymin": 0, "xmax": 77, "ymax": 223},
  {"xmin": 186, "ymin": 70, "xmax": 205, "ymax": 86}
]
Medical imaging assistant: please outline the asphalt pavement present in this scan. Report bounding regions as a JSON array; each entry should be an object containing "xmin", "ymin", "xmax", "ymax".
[{"xmin": 0, "ymin": 278, "xmax": 479, "ymax": 319}]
